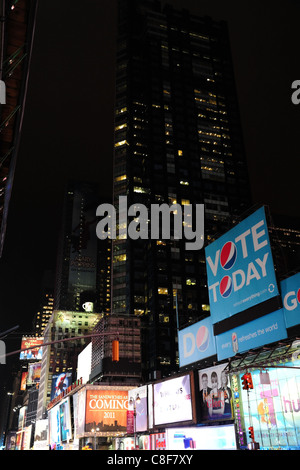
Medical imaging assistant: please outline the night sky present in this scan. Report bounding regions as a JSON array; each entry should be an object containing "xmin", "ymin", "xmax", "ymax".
[{"xmin": 0, "ymin": 0, "xmax": 299, "ymax": 361}]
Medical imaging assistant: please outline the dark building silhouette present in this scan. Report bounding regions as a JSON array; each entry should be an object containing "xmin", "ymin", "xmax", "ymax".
[
  {"xmin": 112, "ymin": 0, "xmax": 252, "ymax": 381},
  {"xmin": 54, "ymin": 180, "xmax": 111, "ymax": 314},
  {"xmin": 0, "ymin": 0, "xmax": 38, "ymax": 256}
]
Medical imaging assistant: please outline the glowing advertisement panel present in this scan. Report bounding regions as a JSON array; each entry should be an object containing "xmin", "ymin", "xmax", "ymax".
[
  {"xmin": 85, "ymin": 389, "xmax": 129, "ymax": 434},
  {"xmin": 281, "ymin": 272, "xmax": 300, "ymax": 329},
  {"xmin": 128, "ymin": 386, "xmax": 148, "ymax": 433},
  {"xmin": 19, "ymin": 337, "xmax": 44, "ymax": 360},
  {"xmin": 205, "ymin": 207, "xmax": 279, "ymax": 323},
  {"xmin": 48, "ymin": 404, "xmax": 60, "ymax": 449},
  {"xmin": 178, "ymin": 316, "xmax": 216, "ymax": 368},
  {"xmin": 59, "ymin": 398, "xmax": 72, "ymax": 442},
  {"xmin": 198, "ymin": 364, "xmax": 232, "ymax": 422},
  {"xmin": 153, "ymin": 374, "xmax": 193, "ymax": 426},
  {"xmin": 240, "ymin": 360, "xmax": 300, "ymax": 449},
  {"xmin": 166, "ymin": 425, "xmax": 237, "ymax": 450},
  {"xmin": 33, "ymin": 419, "xmax": 48, "ymax": 450},
  {"xmin": 50, "ymin": 372, "xmax": 72, "ymax": 401},
  {"xmin": 216, "ymin": 309, "xmax": 287, "ymax": 361}
]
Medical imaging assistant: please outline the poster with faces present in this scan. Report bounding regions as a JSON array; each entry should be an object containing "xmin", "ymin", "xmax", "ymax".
[{"xmin": 198, "ymin": 363, "xmax": 232, "ymax": 422}]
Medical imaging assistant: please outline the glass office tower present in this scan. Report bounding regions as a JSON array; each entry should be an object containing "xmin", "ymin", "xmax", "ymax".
[{"xmin": 112, "ymin": 0, "xmax": 251, "ymax": 381}]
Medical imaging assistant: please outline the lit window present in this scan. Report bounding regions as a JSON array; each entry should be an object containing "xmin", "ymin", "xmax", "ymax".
[
  {"xmin": 186, "ymin": 278, "xmax": 196, "ymax": 286},
  {"xmin": 178, "ymin": 150, "xmax": 183, "ymax": 156},
  {"xmin": 115, "ymin": 140, "xmax": 128, "ymax": 147},
  {"xmin": 158, "ymin": 287, "xmax": 168, "ymax": 295},
  {"xmin": 115, "ymin": 123, "xmax": 127, "ymax": 131},
  {"xmin": 115, "ymin": 174, "xmax": 127, "ymax": 182}
]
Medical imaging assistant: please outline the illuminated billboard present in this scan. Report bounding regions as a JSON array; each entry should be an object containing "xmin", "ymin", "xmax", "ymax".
[
  {"xmin": 205, "ymin": 207, "xmax": 279, "ymax": 323},
  {"xmin": 50, "ymin": 372, "xmax": 72, "ymax": 401},
  {"xmin": 128, "ymin": 385, "xmax": 148, "ymax": 433},
  {"xmin": 178, "ymin": 316, "xmax": 216, "ymax": 368},
  {"xmin": 153, "ymin": 373, "xmax": 194, "ymax": 426},
  {"xmin": 27, "ymin": 362, "xmax": 41, "ymax": 385},
  {"xmin": 85, "ymin": 388, "xmax": 129, "ymax": 434},
  {"xmin": 59, "ymin": 398, "xmax": 72, "ymax": 442},
  {"xmin": 198, "ymin": 363, "xmax": 232, "ymax": 422},
  {"xmin": 216, "ymin": 308, "xmax": 287, "ymax": 361},
  {"xmin": 33, "ymin": 419, "xmax": 48, "ymax": 450},
  {"xmin": 19, "ymin": 337, "xmax": 44, "ymax": 360},
  {"xmin": 166, "ymin": 425, "xmax": 237, "ymax": 450},
  {"xmin": 77, "ymin": 342, "xmax": 92, "ymax": 384},
  {"xmin": 239, "ymin": 359, "xmax": 300, "ymax": 449},
  {"xmin": 281, "ymin": 272, "xmax": 300, "ymax": 329},
  {"xmin": 49, "ymin": 404, "xmax": 60, "ymax": 449}
]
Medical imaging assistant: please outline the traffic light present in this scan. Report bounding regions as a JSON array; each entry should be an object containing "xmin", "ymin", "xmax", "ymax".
[
  {"xmin": 112, "ymin": 339, "xmax": 119, "ymax": 362},
  {"xmin": 248, "ymin": 426, "xmax": 254, "ymax": 441},
  {"xmin": 241, "ymin": 374, "xmax": 248, "ymax": 390},
  {"xmin": 246, "ymin": 372, "xmax": 253, "ymax": 389},
  {"xmin": 241, "ymin": 372, "xmax": 253, "ymax": 390}
]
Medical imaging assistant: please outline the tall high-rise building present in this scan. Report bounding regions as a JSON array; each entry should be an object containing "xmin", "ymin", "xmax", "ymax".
[
  {"xmin": 32, "ymin": 270, "xmax": 54, "ymax": 337},
  {"xmin": 54, "ymin": 180, "xmax": 111, "ymax": 314},
  {"xmin": 112, "ymin": 0, "xmax": 251, "ymax": 381}
]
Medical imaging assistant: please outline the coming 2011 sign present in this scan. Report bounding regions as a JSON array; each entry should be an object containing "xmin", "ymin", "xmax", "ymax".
[{"xmin": 84, "ymin": 388, "xmax": 130, "ymax": 434}]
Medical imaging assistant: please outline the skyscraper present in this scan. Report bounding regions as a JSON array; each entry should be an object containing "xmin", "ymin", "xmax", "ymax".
[
  {"xmin": 112, "ymin": 0, "xmax": 251, "ymax": 381},
  {"xmin": 54, "ymin": 180, "xmax": 111, "ymax": 314}
]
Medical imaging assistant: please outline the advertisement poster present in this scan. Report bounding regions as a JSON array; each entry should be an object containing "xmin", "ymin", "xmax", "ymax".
[
  {"xmin": 128, "ymin": 385, "xmax": 148, "ymax": 433},
  {"xmin": 198, "ymin": 363, "xmax": 232, "ymax": 422},
  {"xmin": 19, "ymin": 337, "xmax": 44, "ymax": 361},
  {"xmin": 166, "ymin": 425, "xmax": 237, "ymax": 450},
  {"xmin": 50, "ymin": 372, "xmax": 72, "ymax": 401},
  {"xmin": 27, "ymin": 362, "xmax": 41, "ymax": 385},
  {"xmin": 281, "ymin": 272, "xmax": 300, "ymax": 329},
  {"xmin": 48, "ymin": 404, "xmax": 60, "ymax": 449},
  {"xmin": 216, "ymin": 309, "xmax": 287, "ymax": 361},
  {"xmin": 33, "ymin": 419, "xmax": 48, "ymax": 450},
  {"xmin": 153, "ymin": 374, "xmax": 193, "ymax": 426},
  {"xmin": 240, "ymin": 360, "xmax": 300, "ymax": 449},
  {"xmin": 205, "ymin": 207, "xmax": 279, "ymax": 323},
  {"xmin": 85, "ymin": 389, "xmax": 129, "ymax": 434},
  {"xmin": 59, "ymin": 398, "xmax": 72, "ymax": 442},
  {"xmin": 178, "ymin": 316, "xmax": 217, "ymax": 368},
  {"xmin": 76, "ymin": 389, "xmax": 86, "ymax": 437}
]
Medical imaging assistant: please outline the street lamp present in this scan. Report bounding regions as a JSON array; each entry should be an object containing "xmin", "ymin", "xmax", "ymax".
[
  {"xmin": 91, "ymin": 427, "xmax": 100, "ymax": 450},
  {"xmin": 129, "ymin": 394, "xmax": 140, "ymax": 450}
]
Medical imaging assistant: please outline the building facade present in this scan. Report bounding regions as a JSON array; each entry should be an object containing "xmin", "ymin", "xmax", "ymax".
[
  {"xmin": 90, "ymin": 314, "xmax": 141, "ymax": 385},
  {"xmin": 54, "ymin": 180, "xmax": 111, "ymax": 314},
  {"xmin": 0, "ymin": 0, "xmax": 38, "ymax": 256},
  {"xmin": 112, "ymin": 0, "xmax": 251, "ymax": 381},
  {"xmin": 36, "ymin": 309, "xmax": 100, "ymax": 420}
]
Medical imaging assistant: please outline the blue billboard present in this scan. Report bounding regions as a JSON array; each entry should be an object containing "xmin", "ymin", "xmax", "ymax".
[
  {"xmin": 205, "ymin": 207, "xmax": 279, "ymax": 324},
  {"xmin": 215, "ymin": 309, "xmax": 287, "ymax": 361},
  {"xmin": 281, "ymin": 272, "xmax": 300, "ymax": 329},
  {"xmin": 178, "ymin": 316, "xmax": 216, "ymax": 367}
]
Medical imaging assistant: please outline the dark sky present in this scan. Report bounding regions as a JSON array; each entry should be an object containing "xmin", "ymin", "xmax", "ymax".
[{"xmin": 0, "ymin": 0, "xmax": 300, "ymax": 342}]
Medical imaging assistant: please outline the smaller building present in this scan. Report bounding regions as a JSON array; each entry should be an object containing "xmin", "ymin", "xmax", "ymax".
[
  {"xmin": 36, "ymin": 309, "xmax": 101, "ymax": 420},
  {"xmin": 90, "ymin": 314, "xmax": 142, "ymax": 385}
]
